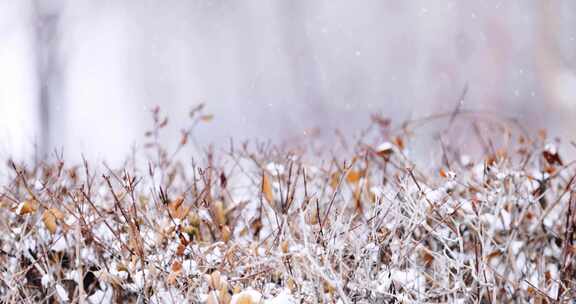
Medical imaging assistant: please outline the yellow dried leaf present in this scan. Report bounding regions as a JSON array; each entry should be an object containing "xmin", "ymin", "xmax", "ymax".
[
  {"xmin": 213, "ymin": 200, "xmax": 226, "ymax": 226},
  {"xmin": 262, "ymin": 172, "xmax": 274, "ymax": 205},
  {"xmin": 42, "ymin": 210, "xmax": 58, "ymax": 234},
  {"xmin": 308, "ymin": 208, "xmax": 319, "ymax": 225},
  {"xmin": 287, "ymin": 277, "xmax": 296, "ymax": 291},
  {"xmin": 281, "ymin": 240, "xmax": 289, "ymax": 254},
  {"xmin": 323, "ymin": 281, "xmax": 336, "ymax": 294},
  {"xmin": 233, "ymin": 284, "xmax": 242, "ymax": 294},
  {"xmin": 49, "ymin": 208, "xmax": 65, "ymax": 220},
  {"xmin": 219, "ymin": 286, "xmax": 231, "ymax": 304},
  {"xmin": 330, "ymin": 172, "xmax": 340, "ymax": 189},
  {"xmin": 188, "ymin": 212, "xmax": 201, "ymax": 227}
]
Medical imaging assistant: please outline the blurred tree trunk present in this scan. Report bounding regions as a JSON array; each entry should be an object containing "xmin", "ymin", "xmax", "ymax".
[{"xmin": 32, "ymin": 0, "xmax": 63, "ymax": 156}]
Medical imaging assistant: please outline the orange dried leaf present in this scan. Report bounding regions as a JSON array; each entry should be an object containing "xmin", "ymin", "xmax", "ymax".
[
  {"xmin": 485, "ymin": 250, "xmax": 502, "ymax": 262},
  {"xmin": 393, "ymin": 136, "xmax": 405, "ymax": 150},
  {"xmin": 346, "ymin": 170, "xmax": 362, "ymax": 184},
  {"xmin": 545, "ymin": 271, "xmax": 552, "ymax": 285},
  {"xmin": 176, "ymin": 242, "xmax": 186, "ymax": 256},
  {"xmin": 171, "ymin": 260, "xmax": 182, "ymax": 273},
  {"xmin": 167, "ymin": 272, "xmax": 179, "ymax": 285},
  {"xmin": 200, "ymin": 114, "xmax": 214, "ymax": 122},
  {"xmin": 17, "ymin": 200, "xmax": 38, "ymax": 215},
  {"xmin": 262, "ymin": 172, "xmax": 274, "ymax": 205},
  {"xmin": 439, "ymin": 168, "xmax": 447, "ymax": 178}
]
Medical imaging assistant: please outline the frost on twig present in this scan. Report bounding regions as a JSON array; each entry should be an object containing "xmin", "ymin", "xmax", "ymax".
[{"xmin": 0, "ymin": 109, "xmax": 573, "ymax": 303}]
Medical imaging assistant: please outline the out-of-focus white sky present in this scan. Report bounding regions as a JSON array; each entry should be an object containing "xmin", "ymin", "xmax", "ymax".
[{"xmin": 1, "ymin": 1, "xmax": 576, "ymax": 163}]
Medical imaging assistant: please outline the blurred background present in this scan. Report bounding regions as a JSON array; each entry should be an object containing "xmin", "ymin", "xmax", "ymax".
[{"xmin": 1, "ymin": 1, "xmax": 576, "ymax": 164}]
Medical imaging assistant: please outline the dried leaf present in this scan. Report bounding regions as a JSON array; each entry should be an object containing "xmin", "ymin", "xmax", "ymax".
[
  {"xmin": 329, "ymin": 172, "xmax": 340, "ymax": 189},
  {"xmin": 167, "ymin": 272, "xmax": 179, "ymax": 286},
  {"xmin": 199, "ymin": 114, "xmax": 214, "ymax": 122},
  {"xmin": 393, "ymin": 136, "xmax": 405, "ymax": 150},
  {"xmin": 219, "ymin": 286, "xmax": 231, "ymax": 304},
  {"xmin": 346, "ymin": 170, "xmax": 362, "ymax": 184},
  {"xmin": 543, "ymin": 150, "xmax": 563, "ymax": 166},
  {"xmin": 42, "ymin": 213, "xmax": 56, "ymax": 234},
  {"xmin": 221, "ymin": 225, "xmax": 231, "ymax": 242},
  {"xmin": 353, "ymin": 184, "xmax": 363, "ymax": 214},
  {"xmin": 375, "ymin": 142, "xmax": 394, "ymax": 158},
  {"xmin": 17, "ymin": 200, "xmax": 38, "ymax": 215},
  {"xmin": 485, "ymin": 250, "xmax": 502, "ymax": 262},
  {"xmin": 209, "ymin": 270, "xmax": 221, "ymax": 290},
  {"xmin": 287, "ymin": 277, "xmax": 296, "ymax": 291},
  {"xmin": 49, "ymin": 208, "xmax": 65, "ymax": 220},
  {"xmin": 169, "ymin": 196, "xmax": 192, "ymax": 220},
  {"xmin": 42, "ymin": 209, "xmax": 61, "ymax": 234},
  {"xmin": 439, "ymin": 168, "xmax": 448, "ymax": 178},
  {"xmin": 281, "ymin": 240, "xmax": 289, "ymax": 254},
  {"xmin": 231, "ymin": 290, "xmax": 262, "ymax": 304},
  {"xmin": 205, "ymin": 291, "xmax": 219, "ymax": 304},
  {"xmin": 420, "ymin": 248, "xmax": 434, "ymax": 266},
  {"xmin": 545, "ymin": 271, "xmax": 552, "ymax": 285},
  {"xmin": 213, "ymin": 200, "xmax": 226, "ymax": 226},
  {"xmin": 176, "ymin": 242, "xmax": 186, "ymax": 257},
  {"xmin": 171, "ymin": 261, "xmax": 182, "ymax": 273},
  {"xmin": 262, "ymin": 172, "xmax": 274, "ymax": 206}
]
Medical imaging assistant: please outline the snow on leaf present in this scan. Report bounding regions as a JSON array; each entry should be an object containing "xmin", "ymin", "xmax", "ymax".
[{"xmin": 16, "ymin": 199, "xmax": 37, "ymax": 215}]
